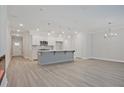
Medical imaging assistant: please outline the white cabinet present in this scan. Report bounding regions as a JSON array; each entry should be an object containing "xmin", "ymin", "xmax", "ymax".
[
  {"xmin": 32, "ymin": 35, "xmax": 58, "ymax": 46},
  {"xmin": 32, "ymin": 36, "xmax": 39, "ymax": 45},
  {"xmin": 32, "ymin": 36, "xmax": 48, "ymax": 45},
  {"xmin": 48, "ymin": 37, "xmax": 55, "ymax": 46}
]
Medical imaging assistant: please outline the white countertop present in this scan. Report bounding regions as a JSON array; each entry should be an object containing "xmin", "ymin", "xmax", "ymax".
[{"xmin": 38, "ymin": 50, "xmax": 75, "ymax": 53}]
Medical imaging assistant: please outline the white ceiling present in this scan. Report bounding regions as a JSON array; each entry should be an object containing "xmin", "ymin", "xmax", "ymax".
[{"xmin": 7, "ymin": 5, "xmax": 124, "ymax": 34}]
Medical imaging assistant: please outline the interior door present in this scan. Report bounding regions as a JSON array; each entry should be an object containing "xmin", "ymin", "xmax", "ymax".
[{"xmin": 12, "ymin": 36, "xmax": 23, "ymax": 56}]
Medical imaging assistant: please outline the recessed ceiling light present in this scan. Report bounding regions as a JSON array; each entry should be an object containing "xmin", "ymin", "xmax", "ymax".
[
  {"xmin": 114, "ymin": 33, "xmax": 118, "ymax": 36},
  {"xmin": 104, "ymin": 33, "xmax": 107, "ymax": 37},
  {"xmin": 19, "ymin": 24, "xmax": 23, "ymax": 27},
  {"xmin": 14, "ymin": 42, "xmax": 20, "ymax": 46},
  {"xmin": 48, "ymin": 33, "xmax": 51, "ymax": 36},
  {"xmin": 75, "ymin": 31, "xmax": 78, "ymax": 34},
  {"xmin": 62, "ymin": 32, "xmax": 64, "ymax": 34},
  {"xmin": 17, "ymin": 29, "xmax": 20, "ymax": 32},
  {"xmin": 36, "ymin": 28, "xmax": 39, "ymax": 31}
]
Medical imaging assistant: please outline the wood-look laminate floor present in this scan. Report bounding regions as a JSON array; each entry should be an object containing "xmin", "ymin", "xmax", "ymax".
[{"xmin": 7, "ymin": 57, "xmax": 124, "ymax": 87}]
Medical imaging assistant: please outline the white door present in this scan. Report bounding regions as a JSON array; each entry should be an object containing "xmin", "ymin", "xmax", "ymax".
[{"xmin": 12, "ymin": 36, "xmax": 23, "ymax": 56}]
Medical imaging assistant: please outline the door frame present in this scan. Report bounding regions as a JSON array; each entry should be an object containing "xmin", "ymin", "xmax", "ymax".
[{"xmin": 11, "ymin": 36, "xmax": 23, "ymax": 57}]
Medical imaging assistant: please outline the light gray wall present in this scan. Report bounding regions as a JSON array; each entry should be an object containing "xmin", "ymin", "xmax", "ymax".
[
  {"xmin": 0, "ymin": 5, "xmax": 9, "ymax": 87},
  {"xmin": 0, "ymin": 6, "xmax": 6, "ymax": 57},
  {"xmin": 73, "ymin": 32, "xmax": 89, "ymax": 59},
  {"xmin": 92, "ymin": 30, "xmax": 124, "ymax": 62},
  {"xmin": 23, "ymin": 31, "xmax": 32, "ymax": 60},
  {"xmin": 86, "ymin": 33, "xmax": 93, "ymax": 58},
  {"xmin": 74, "ymin": 30, "xmax": 124, "ymax": 62}
]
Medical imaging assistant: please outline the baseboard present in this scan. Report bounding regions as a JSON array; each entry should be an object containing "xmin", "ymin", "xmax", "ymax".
[
  {"xmin": 82, "ymin": 57, "xmax": 89, "ymax": 59},
  {"xmin": 75, "ymin": 57, "xmax": 89, "ymax": 60},
  {"xmin": 91, "ymin": 57, "xmax": 124, "ymax": 63},
  {"xmin": 24, "ymin": 56, "xmax": 32, "ymax": 61},
  {"xmin": 0, "ymin": 73, "xmax": 7, "ymax": 87}
]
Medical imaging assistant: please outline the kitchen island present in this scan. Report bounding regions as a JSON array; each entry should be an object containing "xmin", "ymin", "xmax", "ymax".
[{"xmin": 38, "ymin": 50, "xmax": 75, "ymax": 65}]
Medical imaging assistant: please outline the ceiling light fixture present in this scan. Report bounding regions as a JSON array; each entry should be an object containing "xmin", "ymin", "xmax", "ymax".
[
  {"xmin": 14, "ymin": 42, "xmax": 20, "ymax": 46},
  {"xmin": 110, "ymin": 33, "xmax": 114, "ymax": 36},
  {"xmin": 48, "ymin": 33, "xmax": 51, "ymax": 36},
  {"xmin": 19, "ymin": 24, "xmax": 23, "ymax": 27},
  {"xmin": 104, "ymin": 33, "xmax": 107, "ymax": 37},
  {"xmin": 36, "ymin": 28, "xmax": 39, "ymax": 31},
  {"xmin": 17, "ymin": 29, "xmax": 20, "ymax": 32},
  {"xmin": 114, "ymin": 33, "xmax": 118, "ymax": 36},
  {"xmin": 75, "ymin": 31, "xmax": 78, "ymax": 34},
  {"xmin": 104, "ymin": 22, "xmax": 118, "ymax": 39},
  {"xmin": 62, "ymin": 32, "xmax": 64, "ymax": 34}
]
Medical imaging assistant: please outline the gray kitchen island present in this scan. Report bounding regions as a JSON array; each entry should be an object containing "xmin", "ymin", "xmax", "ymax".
[{"xmin": 38, "ymin": 50, "xmax": 75, "ymax": 65}]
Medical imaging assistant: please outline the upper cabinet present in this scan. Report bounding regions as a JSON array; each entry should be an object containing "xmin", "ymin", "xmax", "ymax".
[
  {"xmin": 32, "ymin": 36, "xmax": 39, "ymax": 45},
  {"xmin": 32, "ymin": 36, "xmax": 48, "ymax": 45},
  {"xmin": 32, "ymin": 35, "xmax": 64, "ymax": 46},
  {"xmin": 48, "ymin": 37, "xmax": 55, "ymax": 46}
]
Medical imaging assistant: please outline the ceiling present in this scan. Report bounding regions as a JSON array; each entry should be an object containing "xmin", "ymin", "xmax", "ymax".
[{"xmin": 7, "ymin": 5, "xmax": 124, "ymax": 35}]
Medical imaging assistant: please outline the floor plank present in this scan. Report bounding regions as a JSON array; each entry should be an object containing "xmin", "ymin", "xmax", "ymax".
[{"xmin": 7, "ymin": 57, "xmax": 124, "ymax": 87}]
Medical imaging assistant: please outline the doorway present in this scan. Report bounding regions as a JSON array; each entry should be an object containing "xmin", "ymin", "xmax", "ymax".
[{"xmin": 12, "ymin": 36, "xmax": 23, "ymax": 57}]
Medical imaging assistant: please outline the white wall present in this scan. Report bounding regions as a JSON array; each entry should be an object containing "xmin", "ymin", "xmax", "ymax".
[
  {"xmin": 0, "ymin": 6, "xmax": 6, "ymax": 57},
  {"xmin": 0, "ymin": 5, "xmax": 10, "ymax": 86},
  {"xmin": 92, "ymin": 30, "xmax": 124, "ymax": 62},
  {"xmin": 0, "ymin": 6, "xmax": 11, "ymax": 68},
  {"xmin": 23, "ymin": 31, "xmax": 32, "ymax": 60},
  {"xmin": 72, "ymin": 30, "xmax": 124, "ymax": 62},
  {"xmin": 63, "ymin": 38, "xmax": 73, "ymax": 50},
  {"xmin": 86, "ymin": 33, "xmax": 93, "ymax": 58},
  {"xmin": 6, "ymin": 25, "xmax": 12, "ymax": 69},
  {"xmin": 73, "ymin": 32, "xmax": 89, "ymax": 59}
]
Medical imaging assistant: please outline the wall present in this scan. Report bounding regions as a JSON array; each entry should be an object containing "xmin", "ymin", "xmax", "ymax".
[
  {"xmin": 6, "ymin": 24, "xmax": 11, "ymax": 69},
  {"xmin": 92, "ymin": 30, "xmax": 124, "ymax": 62},
  {"xmin": 73, "ymin": 32, "xmax": 89, "ymax": 59},
  {"xmin": 0, "ymin": 5, "xmax": 11, "ymax": 87},
  {"xmin": 0, "ymin": 6, "xmax": 6, "ymax": 57},
  {"xmin": 86, "ymin": 33, "xmax": 93, "ymax": 58},
  {"xmin": 23, "ymin": 31, "xmax": 32, "ymax": 60},
  {"xmin": 63, "ymin": 38, "xmax": 73, "ymax": 50},
  {"xmin": 72, "ymin": 30, "xmax": 124, "ymax": 62}
]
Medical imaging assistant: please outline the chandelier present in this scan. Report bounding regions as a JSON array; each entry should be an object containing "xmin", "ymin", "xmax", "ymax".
[{"xmin": 104, "ymin": 22, "xmax": 118, "ymax": 38}]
